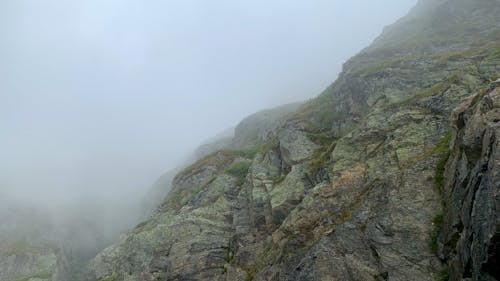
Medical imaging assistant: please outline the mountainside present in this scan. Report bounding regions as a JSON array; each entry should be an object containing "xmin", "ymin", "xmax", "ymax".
[{"xmin": 89, "ymin": 0, "xmax": 500, "ymax": 280}]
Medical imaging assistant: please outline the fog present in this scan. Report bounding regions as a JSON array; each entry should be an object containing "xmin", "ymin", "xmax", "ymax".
[{"xmin": 0, "ymin": 0, "xmax": 416, "ymax": 242}]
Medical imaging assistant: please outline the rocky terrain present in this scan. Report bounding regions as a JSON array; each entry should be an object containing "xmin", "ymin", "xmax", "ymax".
[
  {"xmin": 439, "ymin": 87, "xmax": 500, "ymax": 280},
  {"xmin": 88, "ymin": 0, "xmax": 500, "ymax": 280},
  {"xmin": 89, "ymin": 0, "xmax": 500, "ymax": 280},
  {"xmin": 0, "ymin": 240, "xmax": 57, "ymax": 281},
  {"xmin": 4, "ymin": 0, "xmax": 499, "ymax": 280},
  {"xmin": 0, "ymin": 202, "xmax": 123, "ymax": 281}
]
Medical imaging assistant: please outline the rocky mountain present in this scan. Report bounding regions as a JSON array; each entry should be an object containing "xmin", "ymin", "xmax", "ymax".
[{"xmin": 85, "ymin": 0, "xmax": 500, "ymax": 280}]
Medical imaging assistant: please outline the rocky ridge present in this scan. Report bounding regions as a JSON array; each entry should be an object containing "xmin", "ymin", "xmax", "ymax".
[{"xmin": 90, "ymin": 0, "xmax": 500, "ymax": 280}]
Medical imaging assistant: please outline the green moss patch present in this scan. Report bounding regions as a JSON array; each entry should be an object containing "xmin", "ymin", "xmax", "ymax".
[
  {"xmin": 434, "ymin": 132, "xmax": 452, "ymax": 192},
  {"xmin": 430, "ymin": 213, "xmax": 444, "ymax": 254},
  {"xmin": 225, "ymin": 161, "xmax": 251, "ymax": 186}
]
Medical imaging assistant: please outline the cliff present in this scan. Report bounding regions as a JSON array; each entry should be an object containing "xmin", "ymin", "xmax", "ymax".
[
  {"xmin": 439, "ymin": 86, "xmax": 500, "ymax": 280},
  {"xmin": 89, "ymin": 0, "xmax": 500, "ymax": 280}
]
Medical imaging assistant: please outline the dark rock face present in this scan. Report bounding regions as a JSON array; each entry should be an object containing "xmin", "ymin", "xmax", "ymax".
[{"xmin": 441, "ymin": 87, "xmax": 500, "ymax": 281}]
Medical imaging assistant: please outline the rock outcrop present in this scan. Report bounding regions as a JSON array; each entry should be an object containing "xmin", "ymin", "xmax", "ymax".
[
  {"xmin": 0, "ymin": 242, "xmax": 57, "ymax": 281},
  {"xmin": 90, "ymin": 0, "xmax": 500, "ymax": 280},
  {"xmin": 439, "ymin": 87, "xmax": 500, "ymax": 280}
]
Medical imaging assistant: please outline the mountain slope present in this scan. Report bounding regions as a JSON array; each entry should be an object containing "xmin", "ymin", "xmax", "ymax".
[{"xmin": 90, "ymin": 0, "xmax": 500, "ymax": 280}]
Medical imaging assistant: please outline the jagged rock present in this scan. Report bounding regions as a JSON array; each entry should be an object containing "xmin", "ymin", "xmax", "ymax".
[
  {"xmin": 441, "ymin": 88, "xmax": 500, "ymax": 280},
  {"xmin": 89, "ymin": 0, "xmax": 500, "ymax": 280}
]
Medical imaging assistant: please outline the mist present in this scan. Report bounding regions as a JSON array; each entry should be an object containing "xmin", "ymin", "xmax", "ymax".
[{"xmin": 0, "ymin": 0, "xmax": 417, "ymax": 249}]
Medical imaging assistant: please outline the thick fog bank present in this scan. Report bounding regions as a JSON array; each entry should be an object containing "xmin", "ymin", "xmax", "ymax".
[{"xmin": 0, "ymin": 0, "xmax": 417, "ymax": 261}]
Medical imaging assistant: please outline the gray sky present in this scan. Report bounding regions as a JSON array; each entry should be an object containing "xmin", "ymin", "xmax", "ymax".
[{"xmin": 0, "ymin": 0, "xmax": 416, "ymax": 207}]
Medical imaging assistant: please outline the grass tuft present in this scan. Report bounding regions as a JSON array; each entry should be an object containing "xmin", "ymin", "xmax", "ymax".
[
  {"xmin": 434, "ymin": 132, "xmax": 452, "ymax": 192},
  {"xmin": 225, "ymin": 161, "xmax": 251, "ymax": 186}
]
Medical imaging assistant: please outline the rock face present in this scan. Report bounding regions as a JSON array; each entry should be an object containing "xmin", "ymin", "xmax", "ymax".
[
  {"xmin": 232, "ymin": 103, "xmax": 302, "ymax": 148},
  {"xmin": 0, "ymin": 201, "xmax": 120, "ymax": 281},
  {"xmin": 0, "ymin": 206, "xmax": 58, "ymax": 281},
  {"xmin": 440, "ymin": 87, "xmax": 500, "ymax": 280},
  {"xmin": 0, "ymin": 242, "xmax": 57, "ymax": 281},
  {"xmin": 90, "ymin": 0, "xmax": 500, "ymax": 280}
]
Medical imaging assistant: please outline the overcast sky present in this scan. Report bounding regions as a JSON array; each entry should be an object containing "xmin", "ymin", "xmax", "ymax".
[{"xmin": 0, "ymin": 0, "xmax": 417, "ymax": 207}]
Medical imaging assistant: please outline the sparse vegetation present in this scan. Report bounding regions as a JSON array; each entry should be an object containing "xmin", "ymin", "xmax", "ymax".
[
  {"xmin": 307, "ymin": 130, "xmax": 338, "ymax": 146},
  {"xmin": 241, "ymin": 266, "xmax": 257, "ymax": 281},
  {"xmin": 259, "ymin": 138, "xmax": 280, "ymax": 154},
  {"xmin": 384, "ymin": 72, "xmax": 462, "ymax": 110},
  {"xmin": 225, "ymin": 161, "xmax": 251, "ymax": 186},
  {"xmin": 102, "ymin": 273, "xmax": 118, "ymax": 281},
  {"xmin": 291, "ymin": 87, "xmax": 348, "ymax": 132},
  {"xmin": 309, "ymin": 142, "xmax": 336, "ymax": 173},
  {"xmin": 434, "ymin": 269, "xmax": 449, "ymax": 281},
  {"xmin": 487, "ymin": 44, "xmax": 500, "ymax": 60},
  {"xmin": 434, "ymin": 132, "xmax": 452, "ymax": 192},
  {"xmin": 224, "ymin": 239, "xmax": 235, "ymax": 263},
  {"xmin": 2, "ymin": 241, "xmax": 51, "ymax": 255},
  {"xmin": 430, "ymin": 213, "xmax": 444, "ymax": 254},
  {"xmin": 220, "ymin": 264, "xmax": 228, "ymax": 275},
  {"xmin": 224, "ymin": 147, "xmax": 259, "ymax": 159},
  {"xmin": 12, "ymin": 271, "xmax": 54, "ymax": 281}
]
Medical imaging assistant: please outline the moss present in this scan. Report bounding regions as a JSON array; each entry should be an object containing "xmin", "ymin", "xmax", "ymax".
[
  {"xmin": 101, "ymin": 273, "xmax": 118, "ymax": 281},
  {"xmin": 292, "ymin": 86, "xmax": 347, "ymax": 132},
  {"xmin": 430, "ymin": 213, "xmax": 444, "ymax": 254},
  {"xmin": 309, "ymin": 142, "xmax": 336, "ymax": 172},
  {"xmin": 385, "ymin": 72, "xmax": 462, "ymax": 110},
  {"xmin": 259, "ymin": 138, "xmax": 280, "ymax": 154},
  {"xmin": 10, "ymin": 271, "xmax": 54, "ymax": 281},
  {"xmin": 32, "ymin": 271, "xmax": 53, "ymax": 279},
  {"xmin": 307, "ymin": 130, "xmax": 338, "ymax": 146},
  {"xmin": 241, "ymin": 266, "xmax": 257, "ymax": 281},
  {"xmin": 434, "ymin": 132, "xmax": 452, "ymax": 192},
  {"xmin": 223, "ymin": 147, "xmax": 259, "ymax": 159},
  {"xmin": 164, "ymin": 176, "xmax": 216, "ymax": 210},
  {"xmin": 271, "ymin": 174, "xmax": 286, "ymax": 185},
  {"xmin": 178, "ymin": 147, "xmax": 256, "ymax": 181},
  {"xmin": 356, "ymin": 55, "xmax": 422, "ymax": 77},
  {"xmin": 261, "ymin": 247, "xmax": 271, "ymax": 259},
  {"xmin": 220, "ymin": 264, "xmax": 228, "ymax": 275},
  {"xmin": 223, "ymin": 238, "xmax": 235, "ymax": 264},
  {"xmin": 470, "ymin": 85, "xmax": 492, "ymax": 107},
  {"xmin": 133, "ymin": 221, "xmax": 150, "ymax": 233},
  {"xmin": 434, "ymin": 269, "xmax": 449, "ymax": 281},
  {"xmin": 2, "ymin": 241, "xmax": 51, "ymax": 255},
  {"xmin": 487, "ymin": 44, "xmax": 500, "ymax": 60},
  {"xmin": 225, "ymin": 161, "xmax": 251, "ymax": 186}
]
